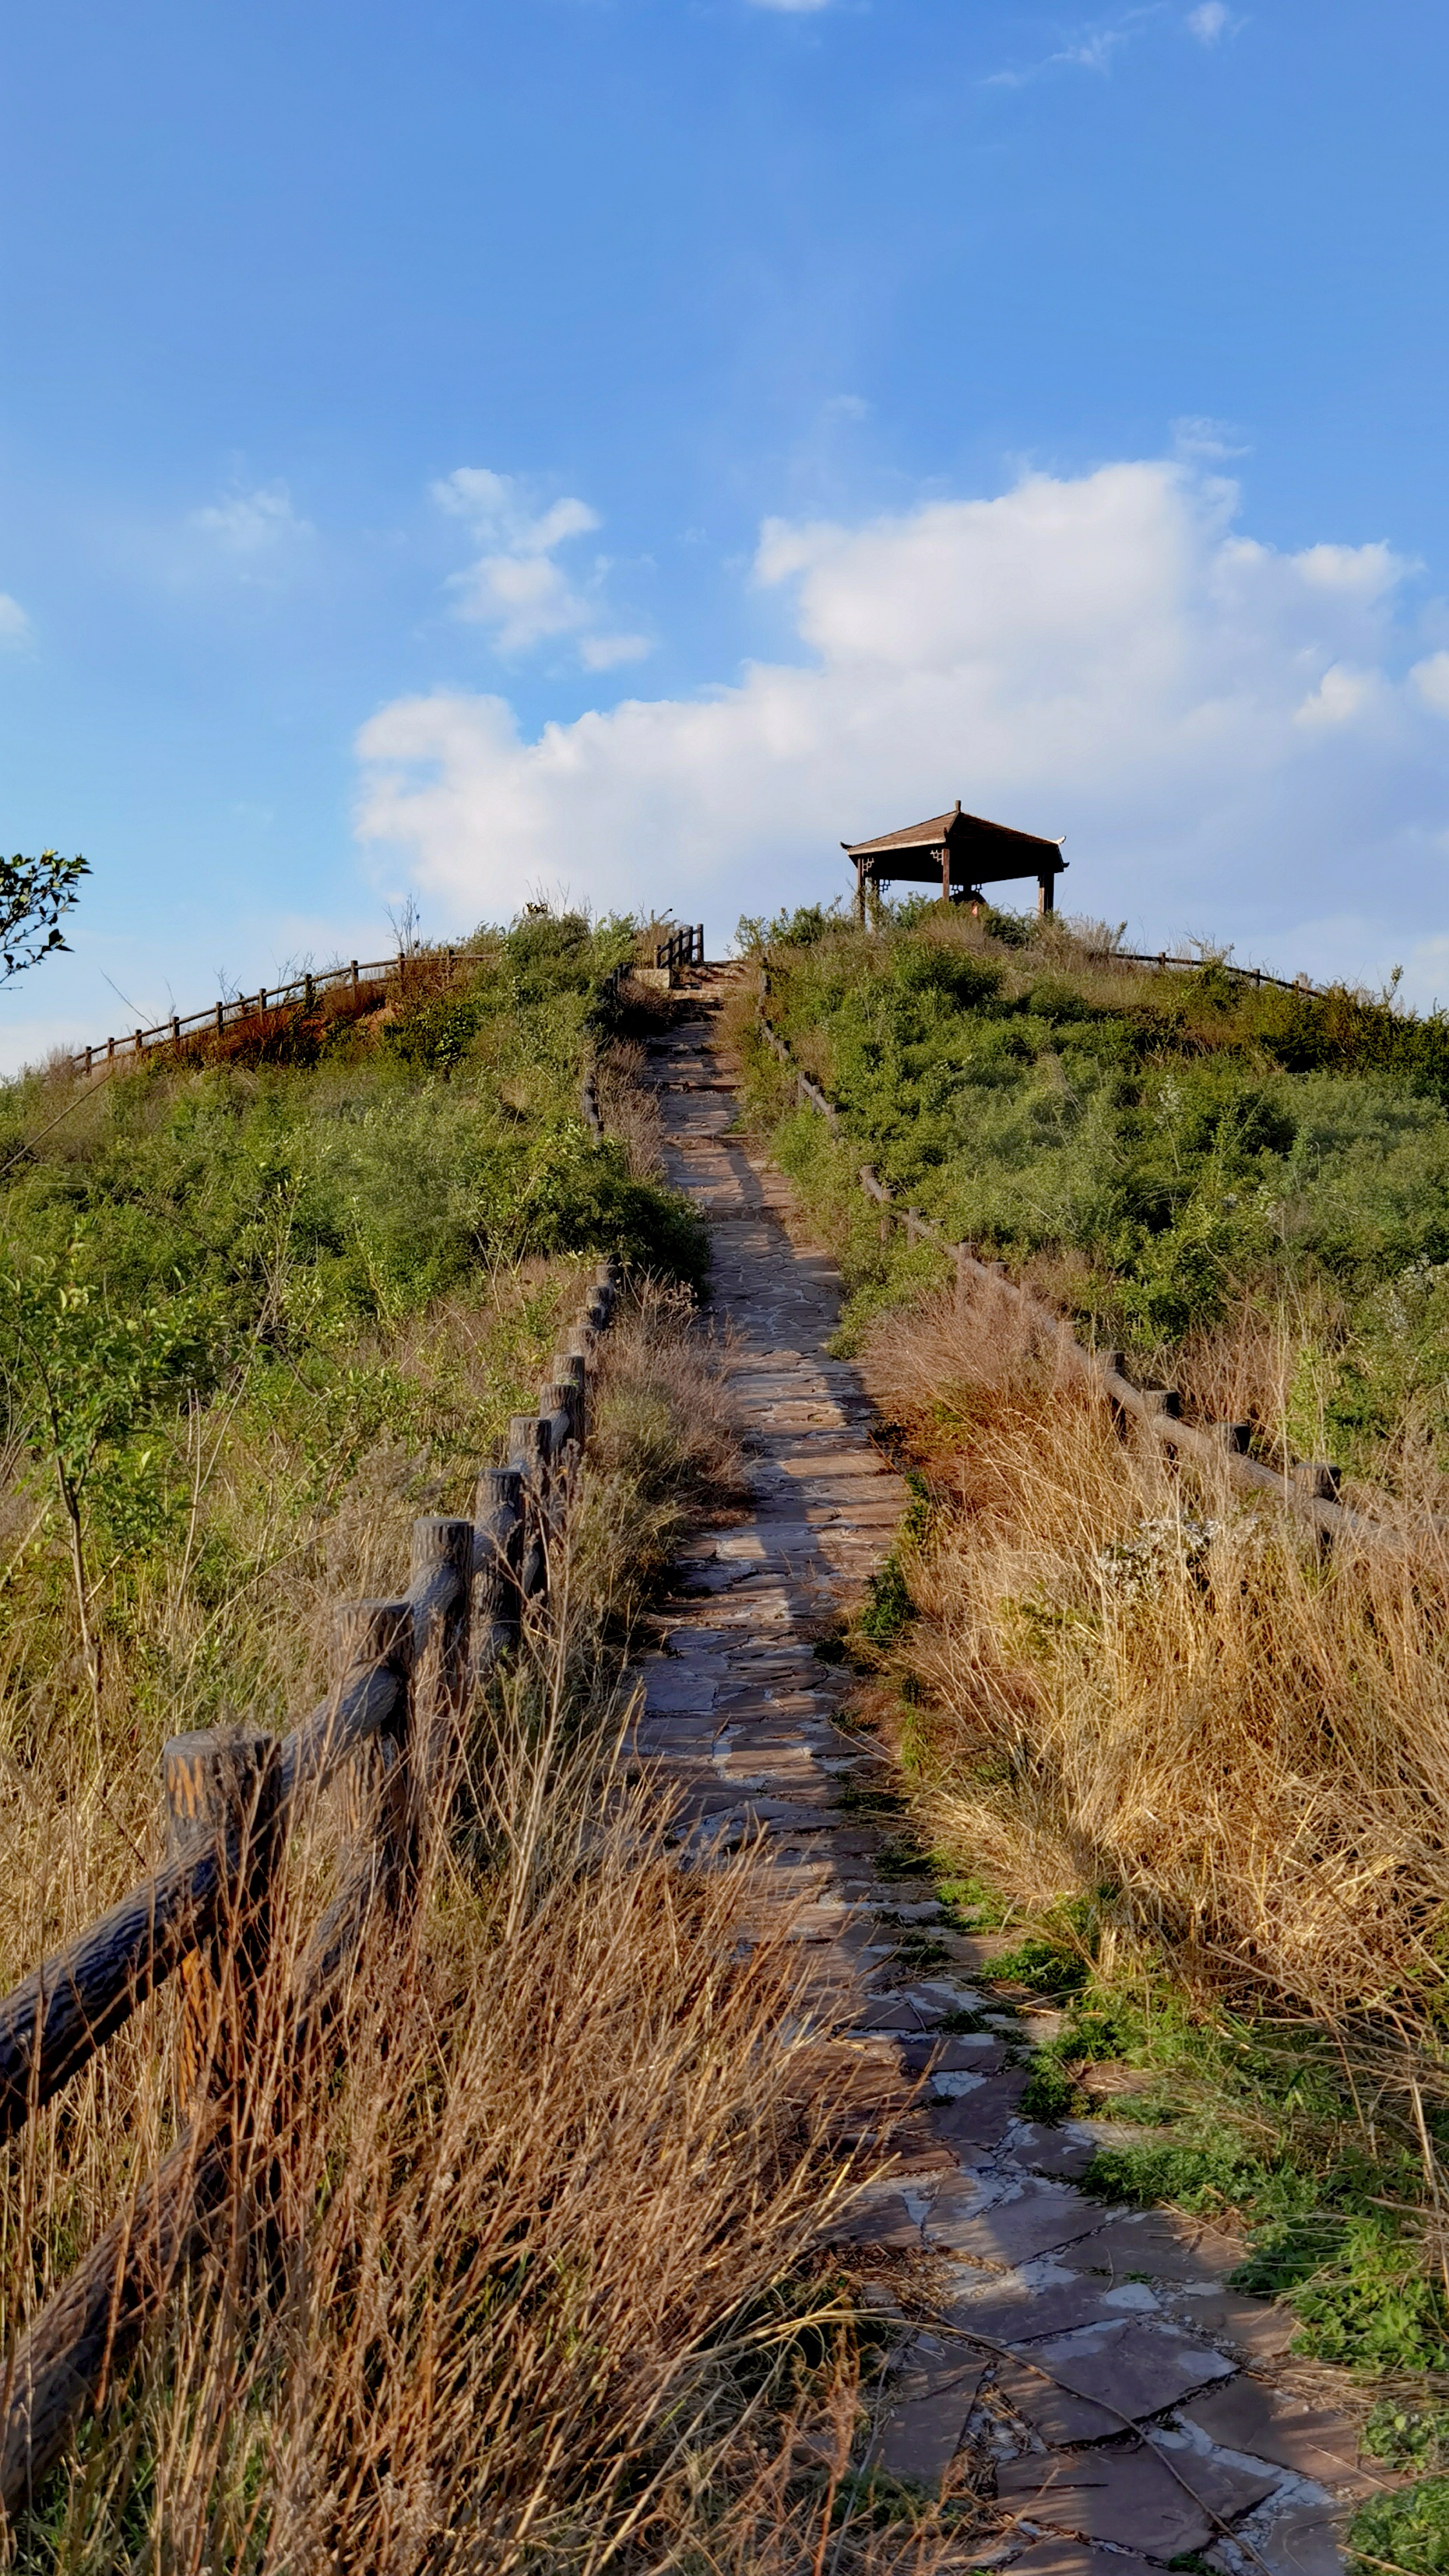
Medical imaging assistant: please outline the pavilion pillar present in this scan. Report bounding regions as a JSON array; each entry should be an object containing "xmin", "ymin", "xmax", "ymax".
[
  {"xmin": 855, "ymin": 859, "xmax": 867, "ymax": 927},
  {"xmin": 1037, "ymin": 872, "xmax": 1055, "ymax": 916},
  {"xmin": 941, "ymin": 844, "xmax": 951, "ymax": 903}
]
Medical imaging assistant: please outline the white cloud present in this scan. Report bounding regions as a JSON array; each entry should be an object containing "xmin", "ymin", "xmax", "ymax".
[
  {"xmin": 356, "ymin": 459, "xmax": 1449, "ymax": 999},
  {"xmin": 191, "ymin": 482, "xmax": 312, "ymax": 556},
  {"xmin": 1187, "ymin": 2, "xmax": 1231, "ymax": 39},
  {"xmin": 1293, "ymin": 540, "xmax": 1410, "ymax": 599},
  {"xmin": 986, "ymin": 8, "xmax": 1155, "ymax": 86},
  {"xmin": 0, "ymin": 593, "xmax": 30, "ymax": 646},
  {"xmin": 1412, "ymin": 653, "xmax": 1449, "ymax": 717},
  {"xmin": 1173, "ymin": 415, "xmax": 1249, "ymax": 462},
  {"xmin": 432, "ymin": 465, "xmax": 650, "ymax": 665},
  {"xmin": 1292, "ymin": 663, "xmax": 1383, "ymax": 729},
  {"xmin": 580, "ymin": 632, "xmax": 652, "ymax": 671}
]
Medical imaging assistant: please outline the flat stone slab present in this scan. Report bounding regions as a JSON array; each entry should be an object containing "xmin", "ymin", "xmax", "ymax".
[
  {"xmin": 916, "ymin": 2173, "xmax": 983, "ymax": 2246},
  {"xmin": 853, "ymin": 1994, "xmax": 950, "ymax": 2033},
  {"xmin": 944, "ymin": 2187, "xmax": 1113, "ymax": 2268},
  {"xmin": 1008, "ymin": 2543, "xmax": 1160, "ymax": 2576},
  {"xmin": 997, "ymin": 2437, "xmax": 1279, "ymax": 2554},
  {"xmin": 1218, "ymin": 2499, "xmax": 1351, "ymax": 2576},
  {"xmin": 1010, "ymin": 2123, "xmax": 1101, "ymax": 2180},
  {"xmin": 825, "ymin": 2191, "xmax": 920, "ymax": 2250},
  {"xmin": 1059, "ymin": 2210, "xmax": 1246, "ymax": 2284},
  {"xmin": 642, "ymin": 1666, "xmax": 720, "ymax": 1711},
  {"xmin": 930, "ymin": 2069, "xmax": 1031, "ymax": 2153},
  {"xmin": 901, "ymin": 2035, "xmax": 1005, "ymax": 2076},
  {"xmin": 1162, "ymin": 2286, "xmax": 1299, "ymax": 2360},
  {"xmin": 948, "ymin": 2277, "xmax": 1162, "ymax": 2349},
  {"xmin": 994, "ymin": 2317, "xmax": 1234, "ymax": 2443},
  {"xmin": 1183, "ymin": 2378, "xmax": 1387, "ymax": 2490},
  {"xmin": 875, "ymin": 2343, "xmax": 987, "ymax": 2487}
]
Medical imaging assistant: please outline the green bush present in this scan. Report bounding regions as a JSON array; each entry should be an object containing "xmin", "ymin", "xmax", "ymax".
[
  {"xmin": 1351, "ymin": 2479, "xmax": 1449, "ymax": 2576},
  {"xmin": 752, "ymin": 917, "xmax": 1449, "ymax": 1470}
]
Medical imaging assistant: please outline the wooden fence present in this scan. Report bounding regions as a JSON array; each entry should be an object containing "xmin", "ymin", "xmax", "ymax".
[
  {"xmin": 0, "ymin": 1255, "xmax": 621, "ymax": 2518},
  {"xmin": 65, "ymin": 949, "xmax": 448, "ymax": 1080},
  {"xmin": 67, "ymin": 927, "xmax": 709, "ymax": 1086},
  {"xmin": 1081, "ymin": 947, "xmax": 1324, "ymax": 998},
  {"xmin": 754, "ymin": 1003, "xmax": 1442, "ymax": 1554},
  {"xmin": 655, "ymin": 925, "xmax": 704, "ymax": 978}
]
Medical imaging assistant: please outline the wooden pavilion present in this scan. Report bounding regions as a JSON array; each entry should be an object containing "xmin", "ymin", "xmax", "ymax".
[{"xmin": 842, "ymin": 802, "xmax": 1067, "ymax": 924}]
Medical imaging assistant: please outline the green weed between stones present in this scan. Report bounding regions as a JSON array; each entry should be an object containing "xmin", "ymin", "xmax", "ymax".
[{"xmin": 1351, "ymin": 2477, "xmax": 1449, "ymax": 2576}]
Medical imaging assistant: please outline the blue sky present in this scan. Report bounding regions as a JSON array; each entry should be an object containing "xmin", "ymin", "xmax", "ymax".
[{"xmin": 3, "ymin": 0, "xmax": 1448, "ymax": 1065}]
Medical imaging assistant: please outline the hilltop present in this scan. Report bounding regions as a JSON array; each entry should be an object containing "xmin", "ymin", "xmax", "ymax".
[{"xmin": 743, "ymin": 899, "xmax": 1449, "ymax": 1494}]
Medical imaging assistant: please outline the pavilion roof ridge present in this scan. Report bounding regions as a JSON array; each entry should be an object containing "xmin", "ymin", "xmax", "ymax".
[{"xmin": 842, "ymin": 805, "xmax": 1064, "ymax": 860}]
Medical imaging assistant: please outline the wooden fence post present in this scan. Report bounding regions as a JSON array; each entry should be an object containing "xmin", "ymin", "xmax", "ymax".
[
  {"xmin": 331, "ymin": 1601, "xmax": 411, "ymax": 1888},
  {"xmin": 163, "ymin": 1729, "xmax": 282, "ymax": 2134},
  {"xmin": 1292, "ymin": 1460, "xmax": 1342, "ymax": 1501},
  {"xmin": 508, "ymin": 1414, "xmax": 550, "ymax": 1601},
  {"xmin": 474, "ymin": 1466, "xmax": 523, "ymax": 1663},
  {"xmin": 408, "ymin": 1519, "xmax": 474, "ymax": 1811},
  {"xmin": 551, "ymin": 1352, "xmax": 586, "ymax": 1448}
]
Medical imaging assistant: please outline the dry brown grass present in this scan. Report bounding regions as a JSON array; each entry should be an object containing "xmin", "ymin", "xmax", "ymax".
[
  {"xmin": 0, "ymin": 1282, "xmax": 988, "ymax": 2570},
  {"xmin": 596, "ymin": 1042, "xmax": 666, "ymax": 1182},
  {"xmin": 860, "ymin": 1278, "xmax": 1449, "ymax": 2046}
]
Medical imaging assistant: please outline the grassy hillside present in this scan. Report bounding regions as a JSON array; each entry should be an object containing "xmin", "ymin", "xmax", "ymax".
[
  {"xmin": 738, "ymin": 902, "xmax": 1449, "ymax": 2478},
  {"xmin": 0, "ymin": 917, "xmax": 950, "ymax": 2566},
  {"xmin": 0, "ymin": 910, "xmax": 703, "ymax": 1792},
  {"xmin": 741, "ymin": 899, "xmax": 1449, "ymax": 1489}
]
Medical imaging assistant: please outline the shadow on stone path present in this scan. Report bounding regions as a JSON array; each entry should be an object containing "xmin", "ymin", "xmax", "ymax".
[{"xmin": 629, "ymin": 973, "xmax": 1379, "ymax": 2576}]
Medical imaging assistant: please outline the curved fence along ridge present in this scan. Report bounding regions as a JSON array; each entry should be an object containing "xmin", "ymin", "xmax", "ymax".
[
  {"xmin": 0, "ymin": 1251, "xmax": 622, "ymax": 2517},
  {"xmin": 755, "ymin": 999, "xmax": 1444, "ymax": 1555},
  {"xmin": 1082, "ymin": 946, "xmax": 1324, "ymax": 996},
  {"xmin": 67, "ymin": 950, "xmax": 441, "ymax": 1080},
  {"xmin": 68, "ymin": 925, "xmax": 708, "ymax": 1084}
]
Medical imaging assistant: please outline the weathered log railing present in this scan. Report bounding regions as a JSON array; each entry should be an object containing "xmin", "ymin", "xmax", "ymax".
[
  {"xmin": 0, "ymin": 1255, "xmax": 621, "ymax": 2518},
  {"xmin": 66, "ymin": 949, "xmax": 462, "ymax": 1081},
  {"xmin": 1081, "ymin": 946, "xmax": 1324, "ymax": 997},
  {"xmin": 755, "ymin": 1002, "xmax": 1443, "ymax": 1554},
  {"xmin": 70, "ymin": 930, "xmax": 708, "ymax": 1087}
]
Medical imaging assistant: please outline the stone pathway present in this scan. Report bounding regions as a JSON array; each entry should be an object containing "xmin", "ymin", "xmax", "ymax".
[{"xmin": 630, "ymin": 974, "xmax": 1382, "ymax": 2576}]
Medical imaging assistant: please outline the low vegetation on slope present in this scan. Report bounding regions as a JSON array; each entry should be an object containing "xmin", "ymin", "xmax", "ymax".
[
  {"xmin": 735, "ymin": 902, "xmax": 1449, "ymax": 2544},
  {"xmin": 742, "ymin": 898, "xmax": 1449, "ymax": 1491},
  {"xmin": 0, "ymin": 910, "xmax": 701, "ymax": 1794},
  {"xmin": 0, "ymin": 916, "xmax": 951, "ymax": 2566}
]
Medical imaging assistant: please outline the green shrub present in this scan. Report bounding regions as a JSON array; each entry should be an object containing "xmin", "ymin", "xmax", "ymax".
[
  {"xmin": 857, "ymin": 1551, "xmax": 914, "ymax": 1645},
  {"xmin": 1351, "ymin": 2479, "xmax": 1449, "ymax": 2576},
  {"xmin": 751, "ymin": 917, "xmax": 1449, "ymax": 1470}
]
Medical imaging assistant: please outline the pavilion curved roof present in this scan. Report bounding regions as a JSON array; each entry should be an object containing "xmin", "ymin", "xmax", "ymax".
[{"xmin": 843, "ymin": 805, "xmax": 1064, "ymax": 865}]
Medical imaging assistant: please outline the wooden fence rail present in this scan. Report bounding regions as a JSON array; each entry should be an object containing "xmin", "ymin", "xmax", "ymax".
[
  {"xmin": 655, "ymin": 924, "xmax": 704, "ymax": 978},
  {"xmin": 68, "ymin": 926, "xmax": 709, "ymax": 1087},
  {"xmin": 65, "ymin": 950, "xmax": 445, "ymax": 1081},
  {"xmin": 0, "ymin": 1255, "xmax": 622, "ymax": 2518},
  {"xmin": 756, "ymin": 999, "xmax": 1444, "ymax": 1555},
  {"xmin": 1080, "ymin": 947, "xmax": 1324, "ymax": 997}
]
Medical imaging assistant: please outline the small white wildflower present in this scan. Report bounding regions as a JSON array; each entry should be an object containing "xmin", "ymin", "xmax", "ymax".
[{"xmin": 1097, "ymin": 1514, "xmax": 1221, "ymax": 1603}]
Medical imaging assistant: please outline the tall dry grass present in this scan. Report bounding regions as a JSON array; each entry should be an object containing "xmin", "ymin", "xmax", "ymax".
[
  {"xmin": 0, "ymin": 1285, "xmax": 983, "ymax": 2569},
  {"xmin": 860, "ymin": 1278, "xmax": 1449, "ymax": 2053}
]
